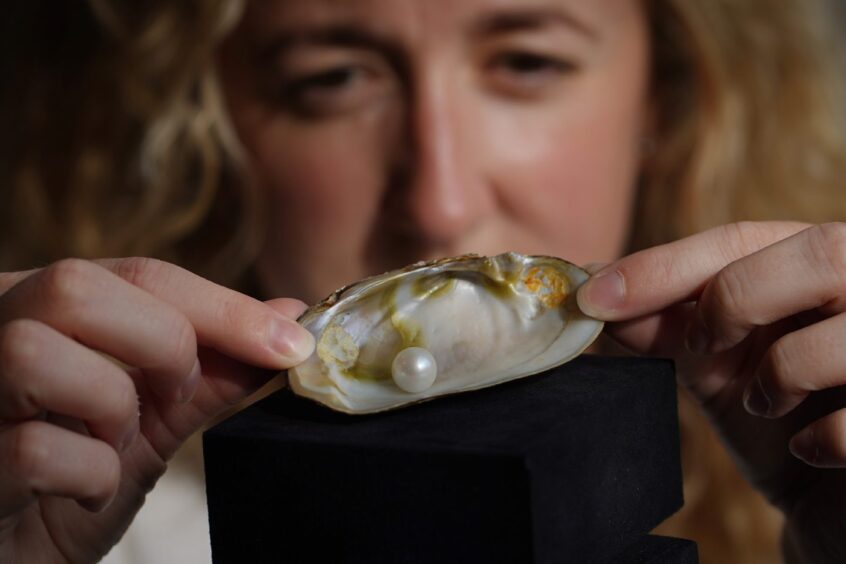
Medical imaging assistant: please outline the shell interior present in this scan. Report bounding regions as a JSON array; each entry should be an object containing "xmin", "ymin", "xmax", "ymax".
[{"xmin": 288, "ymin": 252, "xmax": 603, "ymax": 414}]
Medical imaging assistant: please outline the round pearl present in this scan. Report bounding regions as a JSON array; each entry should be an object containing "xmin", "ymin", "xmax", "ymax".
[{"xmin": 391, "ymin": 347, "xmax": 438, "ymax": 393}]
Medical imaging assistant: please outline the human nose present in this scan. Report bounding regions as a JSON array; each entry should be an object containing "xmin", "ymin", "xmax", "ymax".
[{"xmin": 399, "ymin": 73, "xmax": 493, "ymax": 246}]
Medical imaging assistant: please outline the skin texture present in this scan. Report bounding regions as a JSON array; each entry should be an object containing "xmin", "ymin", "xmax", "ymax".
[
  {"xmin": 0, "ymin": 1, "xmax": 649, "ymax": 560},
  {"xmin": 0, "ymin": 1, "xmax": 845, "ymax": 563},
  {"xmin": 578, "ymin": 222, "xmax": 846, "ymax": 563},
  {"xmin": 217, "ymin": 0, "xmax": 649, "ymax": 303},
  {"xmin": 0, "ymin": 259, "xmax": 314, "ymax": 562}
]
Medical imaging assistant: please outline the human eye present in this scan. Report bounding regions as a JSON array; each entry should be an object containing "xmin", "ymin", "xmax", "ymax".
[
  {"xmin": 485, "ymin": 50, "xmax": 578, "ymax": 99},
  {"xmin": 273, "ymin": 56, "xmax": 392, "ymax": 118},
  {"xmin": 282, "ymin": 64, "xmax": 374, "ymax": 116}
]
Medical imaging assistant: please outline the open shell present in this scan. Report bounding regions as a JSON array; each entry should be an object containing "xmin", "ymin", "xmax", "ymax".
[{"xmin": 288, "ymin": 252, "xmax": 603, "ymax": 414}]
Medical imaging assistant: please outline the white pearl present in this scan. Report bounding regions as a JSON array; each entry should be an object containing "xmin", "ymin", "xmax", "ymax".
[{"xmin": 391, "ymin": 347, "xmax": 438, "ymax": 393}]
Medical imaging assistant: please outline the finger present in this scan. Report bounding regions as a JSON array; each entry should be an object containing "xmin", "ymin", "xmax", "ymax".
[
  {"xmin": 96, "ymin": 258, "xmax": 314, "ymax": 368},
  {"xmin": 131, "ymin": 347, "xmax": 278, "ymax": 460},
  {"xmin": 581, "ymin": 262, "xmax": 608, "ymax": 275},
  {"xmin": 0, "ymin": 259, "xmax": 199, "ymax": 403},
  {"xmin": 601, "ymin": 303, "xmax": 696, "ymax": 357},
  {"xmin": 196, "ymin": 348, "xmax": 277, "ymax": 408},
  {"xmin": 599, "ymin": 303, "xmax": 744, "ymax": 403},
  {"xmin": 264, "ymin": 298, "xmax": 309, "ymax": 321},
  {"xmin": 577, "ymin": 221, "xmax": 810, "ymax": 320},
  {"xmin": 0, "ymin": 319, "xmax": 139, "ymax": 451},
  {"xmin": 744, "ymin": 312, "xmax": 846, "ymax": 418},
  {"xmin": 789, "ymin": 407, "xmax": 846, "ymax": 468},
  {"xmin": 0, "ymin": 420, "xmax": 121, "ymax": 516},
  {"xmin": 0, "ymin": 270, "xmax": 36, "ymax": 296},
  {"xmin": 687, "ymin": 223, "xmax": 846, "ymax": 354}
]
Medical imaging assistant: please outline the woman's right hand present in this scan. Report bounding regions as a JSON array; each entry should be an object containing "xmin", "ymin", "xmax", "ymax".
[{"xmin": 0, "ymin": 257, "xmax": 314, "ymax": 563}]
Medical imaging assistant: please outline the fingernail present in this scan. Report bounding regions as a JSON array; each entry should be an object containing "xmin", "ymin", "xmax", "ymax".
[
  {"xmin": 789, "ymin": 427, "xmax": 818, "ymax": 465},
  {"xmin": 743, "ymin": 374, "xmax": 771, "ymax": 417},
  {"xmin": 271, "ymin": 318, "xmax": 315, "ymax": 363},
  {"xmin": 179, "ymin": 358, "xmax": 202, "ymax": 403},
  {"xmin": 119, "ymin": 416, "xmax": 140, "ymax": 453},
  {"xmin": 577, "ymin": 269, "xmax": 625, "ymax": 318}
]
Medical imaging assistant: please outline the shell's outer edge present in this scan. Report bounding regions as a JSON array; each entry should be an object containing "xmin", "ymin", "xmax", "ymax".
[{"xmin": 288, "ymin": 252, "xmax": 603, "ymax": 414}]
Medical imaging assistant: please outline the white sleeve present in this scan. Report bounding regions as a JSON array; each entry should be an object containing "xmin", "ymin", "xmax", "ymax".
[{"xmin": 101, "ymin": 435, "xmax": 211, "ymax": 564}]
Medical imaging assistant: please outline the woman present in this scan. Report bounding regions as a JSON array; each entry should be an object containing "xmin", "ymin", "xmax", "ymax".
[{"xmin": 2, "ymin": 0, "xmax": 846, "ymax": 562}]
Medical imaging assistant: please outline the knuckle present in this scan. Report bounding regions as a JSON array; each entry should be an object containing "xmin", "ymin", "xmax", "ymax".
[
  {"xmin": 168, "ymin": 315, "xmax": 198, "ymax": 369},
  {"xmin": 0, "ymin": 319, "xmax": 45, "ymax": 374},
  {"xmin": 0, "ymin": 321, "xmax": 47, "ymax": 416},
  {"xmin": 92, "ymin": 449, "xmax": 122, "ymax": 500},
  {"xmin": 7, "ymin": 422, "xmax": 50, "ymax": 483},
  {"xmin": 140, "ymin": 312, "xmax": 197, "ymax": 379},
  {"xmin": 814, "ymin": 222, "xmax": 846, "ymax": 247},
  {"xmin": 242, "ymin": 309, "xmax": 277, "ymax": 347},
  {"xmin": 107, "ymin": 372, "xmax": 139, "ymax": 421},
  {"xmin": 709, "ymin": 265, "xmax": 753, "ymax": 323},
  {"xmin": 808, "ymin": 223, "xmax": 846, "ymax": 278},
  {"xmin": 764, "ymin": 336, "xmax": 800, "ymax": 395},
  {"xmin": 216, "ymin": 297, "xmax": 241, "ymax": 329},
  {"xmin": 38, "ymin": 258, "xmax": 96, "ymax": 310},
  {"xmin": 216, "ymin": 297, "xmax": 256, "ymax": 337},
  {"xmin": 643, "ymin": 251, "xmax": 677, "ymax": 296},
  {"xmin": 215, "ymin": 297, "xmax": 280, "ymax": 355},
  {"xmin": 717, "ymin": 221, "xmax": 769, "ymax": 261},
  {"xmin": 113, "ymin": 257, "xmax": 169, "ymax": 291}
]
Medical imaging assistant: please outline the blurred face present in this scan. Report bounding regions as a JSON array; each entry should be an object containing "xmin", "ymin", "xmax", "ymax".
[{"xmin": 218, "ymin": 0, "xmax": 650, "ymax": 303}]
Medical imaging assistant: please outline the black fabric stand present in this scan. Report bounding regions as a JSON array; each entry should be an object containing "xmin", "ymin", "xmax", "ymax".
[{"xmin": 204, "ymin": 355, "xmax": 698, "ymax": 563}]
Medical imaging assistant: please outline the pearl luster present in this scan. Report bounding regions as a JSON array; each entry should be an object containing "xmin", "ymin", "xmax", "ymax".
[{"xmin": 391, "ymin": 347, "xmax": 438, "ymax": 393}]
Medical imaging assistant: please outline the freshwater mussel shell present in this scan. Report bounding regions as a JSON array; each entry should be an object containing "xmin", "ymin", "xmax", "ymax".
[{"xmin": 287, "ymin": 252, "xmax": 603, "ymax": 414}]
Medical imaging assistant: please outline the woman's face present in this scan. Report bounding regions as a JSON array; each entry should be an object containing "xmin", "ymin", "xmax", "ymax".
[{"xmin": 218, "ymin": 0, "xmax": 650, "ymax": 303}]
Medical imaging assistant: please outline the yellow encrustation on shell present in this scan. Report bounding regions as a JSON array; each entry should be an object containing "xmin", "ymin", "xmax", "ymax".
[{"xmin": 287, "ymin": 252, "xmax": 603, "ymax": 414}]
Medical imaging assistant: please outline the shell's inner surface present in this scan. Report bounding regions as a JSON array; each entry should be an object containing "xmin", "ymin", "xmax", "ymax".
[{"xmin": 288, "ymin": 253, "xmax": 603, "ymax": 414}]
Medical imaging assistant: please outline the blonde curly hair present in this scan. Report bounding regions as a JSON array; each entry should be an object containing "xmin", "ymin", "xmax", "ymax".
[
  {"xmin": 1, "ymin": 0, "xmax": 252, "ymax": 282},
  {"xmin": 636, "ymin": 0, "xmax": 846, "ymax": 251},
  {"xmin": 2, "ymin": 1, "xmax": 846, "ymax": 562}
]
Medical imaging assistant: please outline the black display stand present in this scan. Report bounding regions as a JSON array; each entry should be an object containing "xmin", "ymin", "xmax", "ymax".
[{"xmin": 204, "ymin": 355, "xmax": 697, "ymax": 563}]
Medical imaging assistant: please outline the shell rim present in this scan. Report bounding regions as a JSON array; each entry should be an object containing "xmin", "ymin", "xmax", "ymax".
[{"xmin": 286, "ymin": 252, "xmax": 604, "ymax": 414}]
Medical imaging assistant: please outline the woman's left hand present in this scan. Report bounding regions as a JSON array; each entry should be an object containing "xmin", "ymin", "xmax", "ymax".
[{"xmin": 577, "ymin": 221, "xmax": 846, "ymax": 563}]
